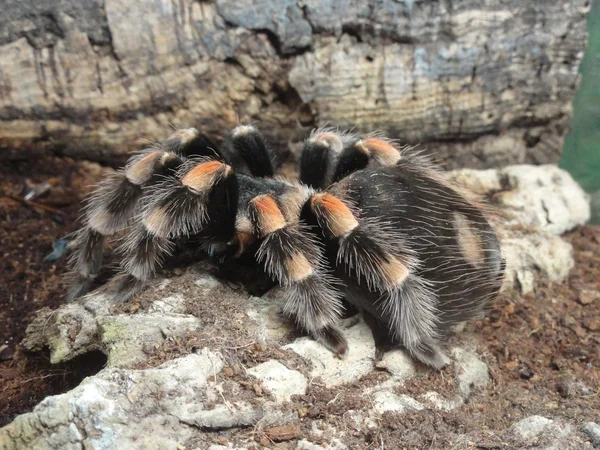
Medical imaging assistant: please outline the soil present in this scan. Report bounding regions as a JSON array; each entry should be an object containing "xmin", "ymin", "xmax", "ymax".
[
  {"xmin": 0, "ymin": 156, "xmax": 109, "ymax": 425},
  {"xmin": 0, "ymin": 156, "xmax": 599, "ymax": 448},
  {"xmin": 290, "ymin": 224, "xmax": 600, "ymax": 448}
]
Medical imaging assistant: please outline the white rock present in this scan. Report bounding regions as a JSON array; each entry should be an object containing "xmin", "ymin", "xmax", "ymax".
[
  {"xmin": 98, "ymin": 313, "xmax": 203, "ymax": 367},
  {"xmin": 343, "ymin": 410, "xmax": 365, "ymax": 432},
  {"xmin": 246, "ymin": 360, "xmax": 307, "ymax": 402},
  {"xmin": 548, "ymin": 422, "xmax": 574, "ymax": 445},
  {"xmin": 283, "ymin": 319, "xmax": 376, "ymax": 386},
  {"xmin": 451, "ymin": 347, "xmax": 490, "ymax": 399},
  {"xmin": 496, "ymin": 165, "xmax": 590, "ymax": 235},
  {"xmin": 22, "ymin": 297, "xmax": 108, "ymax": 364},
  {"xmin": 511, "ymin": 415, "xmax": 554, "ymax": 440},
  {"xmin": 310, "ymin": 420, "xmax": 325, "ymax": 438},
  {"xmin": 421, "ymin": 391, "xmax": 463, "ymax": 411},
  {"xmin": 147, "ymin": 294, "xmax": 186, "ymax": 314},
  {"xmin": 364, "ymin": 417, "xmax": 379, "ymax": 431},
  {"xmin": 582, "ymin": 422, "xmax": 600, "ymax": 446},
  {"xmin": 181, "ymin": 402, "xmax": 263, "ymax": 429},
  {"xmin": 246, "ymin": 292, "xmax": 292, "ymax": 342},
  {"xmin": 371, "ymin": 391, "xmax": 424, "ymax": 414},
  {"xmin": 451, "ymin": 165, "xmax": 590, "ymax": 235},
  {"xmin": 509, "ymin": 417, "xmax": 578, "ymax": 448},
  {"xmin": 0, "ymin": 352, "xmax": 225, "ymax": 449},
  {"xmin": 449, "ymin": 168, "xmax": 503, "ymax": 195},
  {"xmin": 502, "ymin": 233, "xmax": 574, "ymax": 293},
  {"xmin": 375, "ymin": 349, "xmax": 418, "ymax": 380},
  {"xmin": 328, "ymin": 439, "xmax": 349, "ymax": 450}
]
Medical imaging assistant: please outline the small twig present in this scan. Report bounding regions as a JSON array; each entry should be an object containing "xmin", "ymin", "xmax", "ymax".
[
  {"xmin": 327, "ymin": 392, "xmax": 341, "ymax": 406},
  {"xmin": 222, "ymin": 341, "xmax": 257, "ymax": 351},
  {"xmin": 19, "ymin": 372, "xmax": 70, "ymax": 385},
  {"xmin": 3, "ymin": 194, "xmax": 66, "ymax": 216},
  {"xmin": 429, "ymin": 433, "xmax": 437, "ymax": 449},
  {"xmin": 218, "ymin": 389, "xmax": 235, "ymax": 413}
]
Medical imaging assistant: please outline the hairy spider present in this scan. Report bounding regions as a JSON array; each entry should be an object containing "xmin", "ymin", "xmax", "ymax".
[{"xmin": 66, "ymin": 125, "xmax": 504, "ymax": 369}]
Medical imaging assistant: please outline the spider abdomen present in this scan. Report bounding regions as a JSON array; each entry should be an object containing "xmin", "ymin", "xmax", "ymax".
[{"xmin": 315, "ymin": 161, "xmax": 504, "ymax": 367}]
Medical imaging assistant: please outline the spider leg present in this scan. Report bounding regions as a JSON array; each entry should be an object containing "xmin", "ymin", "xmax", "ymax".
[
  {"xmin": 300, "ymin": 131, "xmax": 401, "ymax": 188},
  {"xmin": 330, "ymin": 137, "xmax": 403, "ymax": 184},
  {"xmin": 306, "ymin": 191, "xmax": 444, "ymax": 368},
  {"xmin": 110, "ymin": 159, "xmax": 238, "ymax": 302},
  {"xmin": 66, "ymin": 149, "xmax": 184, "ymax": 300},
  {"xmin": 300, "ymin": 137, "xmax": 332, "ymax": 189},
  {"xmin": 226, "ymin": 125, "xmax": 274, "ymax": 177},
  {"xmin": 162, "ymin": 128, "xmax": 223, "ymax": 160},
  {"xmin": 361, "ymin": 138, "xmax": 403, "ymax": 166},
  {"xmin": 248, "ymin": 194, "xmax": 348, "ymax": 357},
  {"xmin": 66, "ymin": 127, "xmax": 216, "ymax": 300},
  {"xmin": 66, "ymin": 227, "xmax": 105, "ymax": 300},
  {"xmin": 301, "ymin": 128, "xmax": 360, "ymax": 189},
  {"xmin": 361, "ymin": 310, "xmax": 394, "ymax": 362},
  {"xmin": 196, "ymin": 124, "xmax": 280, "ymax": 260},
  {"xmin": 331, "ymin": 140, "xmax": 371, "ymax": 183}
]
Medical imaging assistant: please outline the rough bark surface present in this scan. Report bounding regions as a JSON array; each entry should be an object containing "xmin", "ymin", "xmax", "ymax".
[{"xmin": 0, "ymin": 0, "xmax": 589, "ymax": 167}]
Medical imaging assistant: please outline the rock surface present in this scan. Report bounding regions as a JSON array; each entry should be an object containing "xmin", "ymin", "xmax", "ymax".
[
  {"xmin": 246, "ymin": 360, "xmax": 307, "ymax": 402},
  {"xmin": 283, "ymin": 319, "xmax": 376, "ymax": 387},
  {"xmin": 450, "ymin": 164, "xmax": 591, "ymax": 235},
  {"xmin": 0, "ymin": 165, "xmax": 592, "ymax": 449},
  {"xmin": 451, "ymin": 164, "xmax": 591, "ymax": 293},
  {"xmin": 0, "ymin": 0, "xmax": 589, "ymax": 168},
  {"xmin": 509, "ymin": 416, "xmax": 580, "ymax": 449},
  {"xmin": 582, "ymin": 422, "xmax": 600, "ymax": 447},
  {"xmin": 511, "ymin": 415, "xmax": 555, "ymax": 440}
]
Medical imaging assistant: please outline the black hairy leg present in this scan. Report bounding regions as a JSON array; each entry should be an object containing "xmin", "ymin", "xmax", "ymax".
[
  {"xmin": 248, "ymin": 194, "xmax": 348, "ymax": 357},
  {"xmin": 331, "ymin": 140, "xmax": 371, "ymax": 183},
  {"xmin": 163, "ymin": 128, "xmax": 222, "ymax": 160},
  {"xmin": 67, "ymin": 145, "xmax": 184, "ymax": 300},
  {"xmin": 300, "ymin": 133, "xmax": 333, "ymax": 188},
  {"xmin": 66, "ymin": 127, "xmax": 228, "ymax": 300},
  {"xmin": 226, "ymin": 125, "xmax": 275, "ymax": 177},
  {"xmin": 299, "ymin": 129, "xmax": 355, "ymax": 189},
  {"xmin": 300, "ymin": 191, "xmax": 442, "ymax": 368},
  {"xmin": 299, "ymin": 131, "xmax": 405, "ymax": 188},
  {"xmin": 110, "ymin": 159, "xmax": 238, "ymax": 302},
  {"xmin": 329, "ymin": 136, "xmax": 403, "ymax": 183}
]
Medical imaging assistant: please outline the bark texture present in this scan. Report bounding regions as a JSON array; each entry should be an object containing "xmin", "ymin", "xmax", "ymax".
[{"xmin": 0, "ymin": 0, "xmax": 590, "ymax": 167}]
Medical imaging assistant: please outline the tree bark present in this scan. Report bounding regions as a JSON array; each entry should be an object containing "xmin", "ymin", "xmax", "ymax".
[{"xmin": 0, "ymin": 0, "xmax": 590, "ymax": 168}]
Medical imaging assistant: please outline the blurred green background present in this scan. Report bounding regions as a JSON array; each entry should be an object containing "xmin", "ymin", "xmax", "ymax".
[{"xmin": 560, "ymin": 0, "xmax": 600, "ymax": 223}]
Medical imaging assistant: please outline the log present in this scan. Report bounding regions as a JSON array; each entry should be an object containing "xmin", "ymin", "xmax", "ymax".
[{"xmin": 0, "ymin": 0, "xmax": 589, "ymax": 168}]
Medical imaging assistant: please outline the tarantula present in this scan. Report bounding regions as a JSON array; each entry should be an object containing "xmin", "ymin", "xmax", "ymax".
[{"xmin": 66, "ymin": 125, "xmax": 504, "ymax": 369}]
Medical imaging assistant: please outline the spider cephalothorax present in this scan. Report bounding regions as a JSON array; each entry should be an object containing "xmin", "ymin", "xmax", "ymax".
[{"xmin": 66, "ymin": 125, "xmax": 504, "ymax": 369}]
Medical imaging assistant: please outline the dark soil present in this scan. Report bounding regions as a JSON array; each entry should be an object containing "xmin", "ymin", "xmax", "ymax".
[
  {"xmin": 0, "ymin": 156, "xmax": 108, "ymax": 426},
  {"xmin": 0, "ymin": 156, "xmax": 599, "ymax": 448}
]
